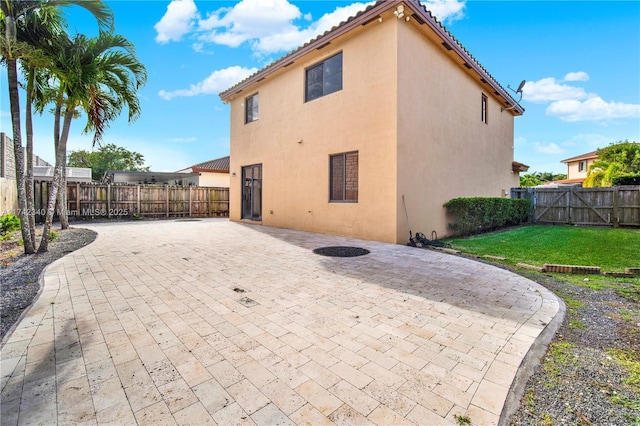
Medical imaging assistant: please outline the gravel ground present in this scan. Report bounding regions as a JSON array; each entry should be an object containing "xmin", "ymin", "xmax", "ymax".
[
  {"xmin": 0, "ymin": 226, "xmax": 96, "ymax": 341},
  {"xmin": 1, "ymin": 225, "xmax": 638, "ymax": 424}
]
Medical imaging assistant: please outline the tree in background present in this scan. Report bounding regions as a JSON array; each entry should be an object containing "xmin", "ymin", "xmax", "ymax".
[
  {"xmin": 583, "ymin": 140, "xmax": 640, "ymax": 187},
  {"xmin": 520, "ymin": 172, "xmax": 568, "ymax": 187},
  {"xmin": 68, "ymin": 143, "xmax": 149, "ymax": 181}
]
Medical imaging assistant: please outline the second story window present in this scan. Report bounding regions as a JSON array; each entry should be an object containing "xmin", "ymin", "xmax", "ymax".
[
  {"xmin": 579, "ymin": 161, "xmax": 586, "ymax": 172},
  {"xmin": 245, "ymin": 93, "xmax": 259, "ymax": 124},
  {"xmin": 481, "ymin": 94, "xmax": 488, "ymax": 124},
  {"xmin": 305, "ymin": 52, "xmax": 343, "ymax": 102}
]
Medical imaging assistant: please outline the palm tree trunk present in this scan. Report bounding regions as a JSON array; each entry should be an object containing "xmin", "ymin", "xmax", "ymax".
[
  {"xmin": 6, "ymin": 57, "xmax": 36, "ymax": 254},
  {"xmin": 57, "ymin": 169, "xmax": 69, "ymax": 229},
  {"xmin": 39, "ymin": 108, "xmax": 72, "ymax": 252},
  {"xmin": 25, "ymin": 67, "xmax": 37, "ymax": 244}
]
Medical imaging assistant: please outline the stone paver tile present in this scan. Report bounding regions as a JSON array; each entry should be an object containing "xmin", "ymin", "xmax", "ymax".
[
  {"xmin": 176, "ymin": 357, "xmax": 212, "ymax": 387},
  {"xmin": 268, "ymin": 361, "xmax": 309, "ymax": 389},
  {"xmin": 289, "ymin": 403, "xmax": 336, "ymax": 426},
  {"xmin": 294, "ymin": 379, "xmax": 343, "ymax": 416},
  {"xmin": 260, "ymin": 379, "xmax": 307, "ymax": 416},
  {"xmin": 1, "ymin": 396, "xmax": 20, "ymax": 426},
  {"xmin": 470, "ymin": 377, "xmax": 508, "ymax": 416},
  {"xmin": 134, "ymin": 400, "xmax": 176, "ymax": 426},
  {"xmin": 329, "ymin": 361, "xmax": 373, "ymax": 389},
  {"xmin": 17, "ymin": 400, "xmax": 56, "ymax": 426},
  {"xmin": 251, "ymin": 403, "xmax": 296, "ymax": 426},
  {"xmin": 212, "ymin": 402, "xmax": 256, "ymax": 426},
  {"xmin": 465, "ymin": 403, "xmax": 500, "ymax": 426},
  {"xmin": 237, "ymin": 360, "xmax": 277, "ymax": 389},
  {"xmin": 397, "ymin": 381, "xmax": 454, "ymax": 419},
  {"xmin": 301, "ymin": 347, "xmax": 340, "ymax": 369},
  {"xmin": 406, "ymin": 403, "xmax": 456, "ymax": 426},
  {"xmin": 90, "ymin": 376, "xmax": 128, "ymax": 413},
  {"xmin": 329, "ymin": 347, "xmax": 368, "ymax": 369},
  {"xmin": 95, "ymin": 400, "xmax": 137, "ymax": 425},
  {"xmin": 158, "ymin": 378, "xmax": 199, "ymax": 413},
  {"xmin": 208, "ymin": 359, "xmax": 244, "ymax": 388},
  {"xmin": 20, "ymin": 376, "xmax": 55, "ymax": 410},
  {"xmin": 329, "ymin": 379, "xmax": 380, "ymax": 417},
  {"xmin": 174, "ymin": 402, "xmax": 216, "ymax": 425},
  {"xmin": 192, "ymin": 344, "xmax": 225, "ymax": 367},
  {"xmin": 57, "ymin": 376, "xmax": 95, "ymax": 424},
  {"xmin": 363, "ymin": 380, "xmax": 417, "ymax": 417},
  {"xmin": 484, "ymin": 359, "xmax": 519, "ymax": 387},
  {"xmin": 193, "ymin": 379, "xmax": 233, "ymax": 414},
  {"xmin": 226, "ymin": 378, "xmax": 270, "ymax": 415},
  {"xmin": 366, "ymin": 405, "xmax": 414, "ymax": 426},
  {"xmin": 328, "ymin": 404, "xmax": 375, "ymax": 426},
  {"xmin": 299, "ymin": 360, "xmax": 341, "ymax": 389},
  {"xmin": 123, "ymin": 378, "xmax": 163, "ymax": 413}
]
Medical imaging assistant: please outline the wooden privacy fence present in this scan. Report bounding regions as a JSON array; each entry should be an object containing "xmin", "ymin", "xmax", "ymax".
[
  {"xmin": 511, "ymin": 186, "xmax": 640, "ymax": 227},
  {"xmin": 33, "ymin": 181, "xmax": 229, "ymax": 222}
]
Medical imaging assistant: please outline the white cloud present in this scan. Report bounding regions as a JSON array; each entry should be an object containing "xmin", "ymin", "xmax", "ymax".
[
  {"xmin": 155, "ymin": 0, "xmax": 199, "ymax": 44},
  {"xmin": 425, "ymin": 0, "xmax": 466, "ymax": 22},
  {"xmin": 521, "ymin": 77, "xmax": 591, "ymax": 104},
  {"xmin": 154, "ymin": 1, "xmax": 465, "ymax": 55},
  {"xmin": 169, "ymin": 137, "xmax": 197, "ymax": 143},
  {"xmin": 533, "ymin": 142, "xmax": 565, "ymax": 155},
  {"xmin": 546, "ymin": 97, "xmax": 640, "ymax": 122},
  {"xmin": 563, "ymin": 71, "xmax": 589, "ymax": 82},
  {"xmin": 158, "ymin": 66, "xmax": 258, "ymax": 100}
]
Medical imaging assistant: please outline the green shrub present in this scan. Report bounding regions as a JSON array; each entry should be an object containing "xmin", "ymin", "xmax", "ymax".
[
  {"xmin": 0, "ymin": 214, "xmax": 21, "ymax": 235},
  {"xmin": 612, "ymin": 174, "xmax": 640, "ymax": 186},
  {"xmin": 444, "ymin": 197, "xmax": 530, "ymax": 236}
]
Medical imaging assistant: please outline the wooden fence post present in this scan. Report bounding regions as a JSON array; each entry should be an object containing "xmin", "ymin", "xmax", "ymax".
[
  {"xmin": 612, "ymin": 187, "xmax": 619, "ymax": 228},
  {"xmin": 137, "ymin": 185, "xmax": 141, "ymax": 216},
  {"xmin": 166, "ymin": 187, "xmax": 169, "ymax": 217}
]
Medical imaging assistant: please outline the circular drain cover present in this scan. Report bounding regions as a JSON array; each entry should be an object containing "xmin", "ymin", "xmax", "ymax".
[{"xmin": 313, "ymin": 246, "xmax": 370, "ymax": 257}]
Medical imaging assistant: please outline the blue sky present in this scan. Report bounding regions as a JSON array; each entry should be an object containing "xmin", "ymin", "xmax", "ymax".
[{"xmin": 1, "ymin": 0, "xmax": 639, "ymax": 175}]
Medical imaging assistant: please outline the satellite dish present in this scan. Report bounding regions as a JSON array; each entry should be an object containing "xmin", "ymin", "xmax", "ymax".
[{"xmin": 502, "ymin": 79, "xmax": 525, "ymax": 112}]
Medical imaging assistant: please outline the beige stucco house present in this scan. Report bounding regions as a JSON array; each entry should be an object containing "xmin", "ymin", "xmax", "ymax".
[
  {"xmin": 177, "ymin": 156, "xmax": 230, "ymax": 188},
  {"xmin": 219, "ymin": 0, "xmax": 525, "ymax": 244},
  {"xmin": 560, "ymin": 150, "xmax": 598, "ymax": 184}
]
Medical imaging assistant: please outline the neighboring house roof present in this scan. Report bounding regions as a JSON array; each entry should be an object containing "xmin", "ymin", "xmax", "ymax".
[
  {"xmin": 34, "ymin": 166, "xmax": 91, "ymax": 182},
  {"xmin": 512, "ymin": 161, "xmax": 530, "ymax": 173},
  {"xmin": 190, "ymin": 156, "xmax": 230, "ymax": 173},
  {"xmin": 545, "ymin": 178, "xmax": 585, "ymax": 185},
  {"xmin": 218, "ymin": 0, "xmax": 524, "ymax": 115},
  {"xmin": 561, "ymin": 150, "xmax": 598, "ymax": 164}
]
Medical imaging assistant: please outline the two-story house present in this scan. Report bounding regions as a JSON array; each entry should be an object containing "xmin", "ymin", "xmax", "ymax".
[
  {"xmin": 219, "ymin": 0, "xmax": 525, "ymax": 244},
  {"xmin": 560, "ymin": 150, "xmax": 598, "ymax": 184}
]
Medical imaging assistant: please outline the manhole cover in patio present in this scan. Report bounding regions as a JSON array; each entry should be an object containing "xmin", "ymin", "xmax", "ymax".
[{"xmin": 313, "ymin": 246, "xmax": 370, "ymax": 257}]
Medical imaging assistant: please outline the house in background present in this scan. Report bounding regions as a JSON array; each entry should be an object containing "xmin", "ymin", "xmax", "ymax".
[
  {"xmin": 220, "ymin": 0, "xmax": 526, "ymax": 244},
  {"xmin": 176, "ymin": 156, "xmax": 230, "ymax": 188},
  {"xmin": 103, "ymin": 170, "xmax": 200, "ymax": 186},
  {"xmin": 559, "ymin": 150, "xmax": 598, "ymax": 184}
]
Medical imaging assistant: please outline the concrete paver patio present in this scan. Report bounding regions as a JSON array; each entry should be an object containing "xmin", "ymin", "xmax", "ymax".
[{"xmin": 1, "ymin": 219, "xmax": 561, "ymax": 425}]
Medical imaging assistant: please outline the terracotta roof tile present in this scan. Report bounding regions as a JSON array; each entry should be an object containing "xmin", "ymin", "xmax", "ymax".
[
  {"xmin": 560, "ymin": 150, "xmax": 598, "ymax": 163},
  {"xmin": 190, "ymin": 156, "xmax": 230, "ymax": 172}
]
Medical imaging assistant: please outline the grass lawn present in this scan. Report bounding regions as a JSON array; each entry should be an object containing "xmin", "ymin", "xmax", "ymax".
[{"xmin": 444, "ymin": 225, "xmax": 640, "ymax": 272}]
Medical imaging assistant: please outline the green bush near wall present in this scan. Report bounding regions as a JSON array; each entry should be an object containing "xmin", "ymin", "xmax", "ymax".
[
  {"xmin": 444, "ymin": 197, "xmax": 531, "ymax": 236},
  {"xmin": 612, "ymin": 174, "xmax": 640, "ymax": 186}
]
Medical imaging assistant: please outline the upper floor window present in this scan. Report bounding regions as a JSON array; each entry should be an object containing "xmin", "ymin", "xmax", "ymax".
[
  {"xmin": 245, "ymin": 93, "xmax": 259, "ymax": 124},
  {"xmin": 305, "ymin": 52, "xmax": 343, "ymax": 102},
  {"xmin": 481, "ymin": 94, "xmax": 488, "ymax": 124},
  {"xmin": 578, "ymin": 161, "xmax": 586, "ymax": 172},
  {"xmin": 330, "ymin": 151, "xmax": 358, "ymax": 202}
]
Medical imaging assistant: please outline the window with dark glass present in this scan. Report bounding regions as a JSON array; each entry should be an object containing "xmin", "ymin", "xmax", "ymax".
[
  {"xmin": 579, "ymin": 161, "xmax": 586, "ymax": 172},
  {"xmin": 481, "ymin": 94, "xmax": 488, "ymax": 123},
  {"xmin": 305, "ymin": 52, "xmax": 343, "ymax": 102},
  {"xmin": 330, "ymin": 151, "xmax": 358, "ymax": 202},
  {"xmin": 245, "ymin": 93, "xmax": 259, "ymax": 123}
]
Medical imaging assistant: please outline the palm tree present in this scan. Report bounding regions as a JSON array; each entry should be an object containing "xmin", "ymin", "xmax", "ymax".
[
  {"xmin": 37, "ymin": 32, "xmax": 147, "ymax": 252},
  {"xmin": 1, "ymin": 0, "xmax": 113, "ymax": 253}
]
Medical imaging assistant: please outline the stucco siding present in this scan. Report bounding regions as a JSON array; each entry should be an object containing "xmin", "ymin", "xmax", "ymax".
[
  {"xmin": 396, "ymin": 20, "xmax": 517, "ymax": 242},
  {"xmin": 198, "ymin": 172, "xmax": 230, "ymax": 188},
  {"xmin": 229, "ymin": 18, "xmax": 399, "ymax": 242}
]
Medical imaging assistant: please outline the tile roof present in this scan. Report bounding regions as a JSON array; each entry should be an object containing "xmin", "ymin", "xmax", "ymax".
[
  {"xmin": 190, "ymin": 156, "xmax": 230, "ymax": 173},
  {"xmin": 560, "ymin": 150, "xmax": 598, "ymax": 163},
  {"xmin": 218, "ymin": 0, "xmax": 524, "ymax": 114}
]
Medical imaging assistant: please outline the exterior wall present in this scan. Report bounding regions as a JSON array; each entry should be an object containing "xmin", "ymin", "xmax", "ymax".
[
  {"xmin": 566, "ymin": 158, "xmax": 597, "ymax": 180},
  {"xmin": 1, "ymin": 132, "xmax": 17, "ymax": 179},
  {"xmin": 198, "ymin": 172, "xmax": 230, "ymax": 188},
  {"xmin": 229, "ymin": 17, "xmax": 399, "ymax": 242},
  {"xmin": 396, "ymin": 20, "xmax": 518, "ymax": 242}
]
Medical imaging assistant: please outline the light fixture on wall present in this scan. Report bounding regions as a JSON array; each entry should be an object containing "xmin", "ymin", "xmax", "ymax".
[{"xmin": 394, "ymin": 5, "xmax": 405, "ymax": 19}]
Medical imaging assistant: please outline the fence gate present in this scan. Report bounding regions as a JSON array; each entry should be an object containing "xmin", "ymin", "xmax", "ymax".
[{"xmin": 512, "ymin": 186, "xmax": 640, "ymax": 228}]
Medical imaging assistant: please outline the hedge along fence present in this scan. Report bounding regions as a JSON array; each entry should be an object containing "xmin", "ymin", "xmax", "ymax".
[{"xmin": 444, "ymin": 197, "xmax": 531, "ymax": 237}]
